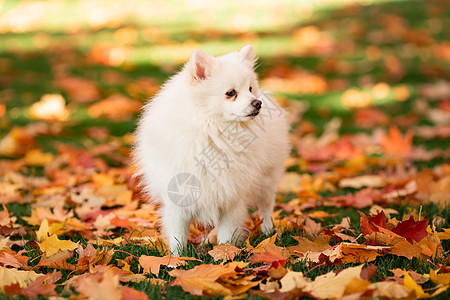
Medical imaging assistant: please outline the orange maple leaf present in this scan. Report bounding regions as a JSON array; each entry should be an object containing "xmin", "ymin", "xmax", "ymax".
[
  {"xmin": 379, "ymin": 126, "xmax": 413, "ymax": 157},
  {"xmin": 249, "ymin": 244, "xmax": 289, "ymax": 266},
  {"xmin": 168, "ymin": 264, "xmax": 237, "ymax": 296},
  {"xmin": 139, "ymin": 255, "xmax": 199, "ymax": 275}
]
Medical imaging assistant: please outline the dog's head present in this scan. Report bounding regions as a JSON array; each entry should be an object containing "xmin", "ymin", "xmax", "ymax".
[{"xmin": 185, "ymin": 45, "xmax": 262, "ymax": 122}]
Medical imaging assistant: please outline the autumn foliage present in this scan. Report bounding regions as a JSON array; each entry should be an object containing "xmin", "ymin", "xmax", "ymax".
[{"xmin": 1, "ymin": 0, "xmax": 450, "ymax": 299}]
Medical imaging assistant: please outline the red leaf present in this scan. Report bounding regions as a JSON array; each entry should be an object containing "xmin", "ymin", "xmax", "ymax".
[
  {"xmin": 359, "ymin": 211, "xmax": 386, "ymax": 235},
  {"xmin": 391, "ymin": 216, "xmax": 429, "ymax": 243}
]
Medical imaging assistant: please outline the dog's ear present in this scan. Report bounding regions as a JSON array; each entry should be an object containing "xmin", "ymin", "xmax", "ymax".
[
  {"xmin": 239, "ymin": 45, "xmax": 256, "ymax": 67},
  {"xmin": 188, "ymin": 49, "xmax": 214, "ymax": 82}
]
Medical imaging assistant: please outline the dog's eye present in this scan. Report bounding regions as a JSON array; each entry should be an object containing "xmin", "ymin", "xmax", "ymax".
[
  {"xmin": 249, "ymin": 86, "xmax": 253, "ymax": 93},
  {"xmin": 226, "ymin": 89, "xmax": 236, "ymax": 98}
]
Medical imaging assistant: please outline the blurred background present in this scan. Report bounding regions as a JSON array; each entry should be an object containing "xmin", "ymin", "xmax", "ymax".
[{"xmin": 0, "ymin": 0, "xmax": 449, "ymax": 157}]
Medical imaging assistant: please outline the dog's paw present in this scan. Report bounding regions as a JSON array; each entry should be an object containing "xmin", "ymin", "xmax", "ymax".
[{"xmin": 261, "ymin": 219, "xmax": 274, "ymax": 235}]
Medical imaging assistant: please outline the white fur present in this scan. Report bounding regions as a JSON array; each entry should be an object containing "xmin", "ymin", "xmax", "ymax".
[{"xmin": 133, "ymin": 45, "xmax": 289, "ymax": 256}]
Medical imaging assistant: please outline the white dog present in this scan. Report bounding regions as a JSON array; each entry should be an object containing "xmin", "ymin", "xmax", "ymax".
[{"xmin": 133, "ymin": 45, "xmax": 289, "ymax": 256}]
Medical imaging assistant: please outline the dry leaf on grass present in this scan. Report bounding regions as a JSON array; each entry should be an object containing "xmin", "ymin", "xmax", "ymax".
[
  {"xmin": 208, "ymin": 243, "xmax": 241, "ymax": 262},
  {"xmin": 168, "ymin": 263, "xmax": 238, "ymax": 296},
  {"xmin": 139, "ymin": 255, "xmax": 199, "ymax": 275},
  {"xmin": 38, "ymin": 235, "xmax": 79, "ymax": 257}
]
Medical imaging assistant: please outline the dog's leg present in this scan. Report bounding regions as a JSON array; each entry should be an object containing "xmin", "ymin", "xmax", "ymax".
[
  {"xmin": 162, "ymin": 205, "xmax": 190, "ymax": 256},
  {"xmin": 257, "ymin": 185, "xmax": 276, "ymax": 234},
  {"xmin": 217, "ymin": 203, "xmax": 247, "ymax": 245},
  {"xmin": 256, "ymin": 168, "xmax": 284, "ymax": 235}
]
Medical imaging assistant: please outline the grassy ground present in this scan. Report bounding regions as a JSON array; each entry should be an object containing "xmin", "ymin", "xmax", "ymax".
[{"xmin": 1, "ymin": 0, "xmax": 449, "ymax": 299}]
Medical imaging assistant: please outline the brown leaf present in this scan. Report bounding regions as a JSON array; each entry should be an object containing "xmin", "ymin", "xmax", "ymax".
[{"xmin": 36, "ymin": 250, "xmax": 74, "ymax": 270}]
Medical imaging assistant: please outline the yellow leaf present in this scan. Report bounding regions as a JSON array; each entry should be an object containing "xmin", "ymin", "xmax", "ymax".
[
  {"xmin": 24, "ymin": 149, "xmax": 54, "ymax": 166},
  {"xmin": 430, "ymin": 269, "xmax": 450, "ymax": 285},
  {"xmin": 404, "ymin": 271, "xmax": 426, "ymax": 298},
  {"xmin": 438, "ymin": 228, "xmax": 450, "ymax": 240},
  {"xmin": 0, "ymin": 266, "xmax": 40, "ymax": 292},
  {"xmin": 38, "ymin": 235, "xmax": 79, "ymax": 257},
  {"xmin": 36, "ymin": 219, "xmax": 49, "ymax": 241},
  {"xmin": 345, "ymin": 277, "xmax": 371, "ymax": 294}
]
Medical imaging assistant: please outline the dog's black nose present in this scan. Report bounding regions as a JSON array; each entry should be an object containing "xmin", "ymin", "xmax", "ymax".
[{"xmin": 251, "ymin": 99, "xmax": 262, "ymax": 110}]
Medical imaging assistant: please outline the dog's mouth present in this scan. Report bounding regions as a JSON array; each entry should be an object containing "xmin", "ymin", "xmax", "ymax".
[{"xmin": 246, "ymin": 110, "xmax": 260, "ymax": 118}]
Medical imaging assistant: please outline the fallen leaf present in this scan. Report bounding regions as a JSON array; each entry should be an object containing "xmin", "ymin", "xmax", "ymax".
[
  {"xmin": 76, "ymin": 268, "xmax": 122, "ymax": 300},
  {"xmin": 359, "ymin": 210, "xmax": 386, "ymax": 235},
  {"xmin": 391, "ymin": 216, "xmax": 429, "ymax": 243},
  {"xmin": 339, "ymin": 175, "xmax": 385, "ymax": 189},
  {"xmin": 168, "ymin": 264, "xmax": 237, "ymax": 296},
  {"xmin": 121, "ymin": 286, "xmax": 149, "ymax": 300},
  {"xmin": 29, "ymin": 94, "xmax": 70, "ymax": 122},
  {"xmin": 22, "ymin": 272, "xmax": 61, "ymax": 299},
  {"xmin": 208, "ymin": 243, "xmax": 241, "ymax": 262},
  {"xmin": 24, "ymin": 149, "xmax": 54, "ymax": 166},
  {"xmin": 139, "ymin": 255, "xmax": 196, "ymax": 275},
  {"xmin": 369, "ymin": 281, "xmax": 410, "ymax": 298},
  {"xmin": 438, "ymin": 228, "xmax": 450, "ymax": 240},
  {"xmin": 56, "ymin": 75, "xmax": 100, "ymax": 103},
  {"xmin": 0, "ymin": 267, "xmax": 40, "ymax": 292},
  {"xmin": 430, "ymin": 269, "xmax": 450, "ymax": 285},
  {"xmin": 306, "ymin": 264, "xmax": 369, "ymax": 299},
  {"xmin": 36, "ymin": 250, "xmax": 74, "ymax": 270},
  {"xmin": 0, "ymin": 127, "xmax": 36, "ymax": 156},
  {"xmin": 88, "ymin": 94, "xmax": 142, "ymax": 121},
  {"xmin": 38, "ymin": 235, "xmax": 79, "ymax": 257},
  {"xmin": 403, "ymin": 270, "xmax": 427, "ymax": 298},
  {"xmin": 288, "ymin": 236, "xmax": 330, "ymax": 255},
  {"xmin": 379, "ymin": 126, "xmax": 413, "ymax": 158}
]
